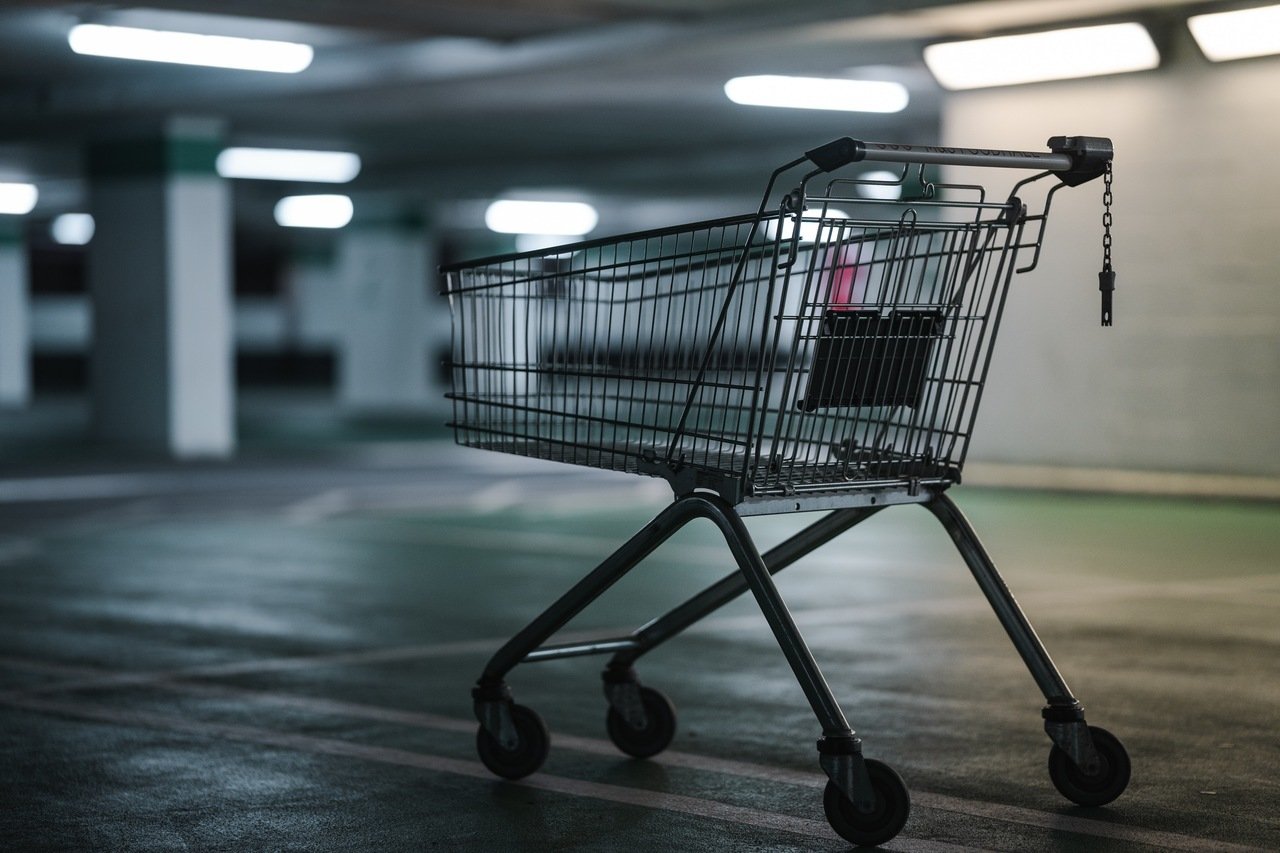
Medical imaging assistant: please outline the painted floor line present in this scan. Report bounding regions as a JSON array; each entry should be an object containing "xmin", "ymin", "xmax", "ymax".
[
  {"xmin": 0, "ymin": 473, "xmax": 176, "ymax": 503},
  {"xmin": 0, "ymin": 657, "xmax": 1263, "ymax": 853},
  {"xmin": 5, "ymin": 581, "xmax": 1274, "ymax": 700},
  {"xmin": 422, "ymin": 523, "xmax": 1280, "ymax": 599},
  {"xmin": 0, "ymin": 537, "xmax": 40, "ymax": 565},
  {"xmin": 7, "ymin": 546, "xmax": 1277, "ymax": 705},
  {"xmin": 282, "ymin": 488, "xmax": 351, "ymax": 525},
  {"xmin": 164, "ymin": 682, "xmax": 1269, "ymax": 853},
  {"xmin": 0, "ymin": 691, "xmax": 983, "ymax": 853},
  {"xmin": 0, "ymin": 632, "xmax": 601, "ymax": 695},
  {"xmin": 8, "ymin": 561, "xmax": 1275, "ymax": 701}
]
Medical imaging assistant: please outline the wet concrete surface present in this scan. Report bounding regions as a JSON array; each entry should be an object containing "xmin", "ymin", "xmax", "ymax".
[{"xmin": 1, "ymin": 401, "xmax": 1278, "ymax": 851}]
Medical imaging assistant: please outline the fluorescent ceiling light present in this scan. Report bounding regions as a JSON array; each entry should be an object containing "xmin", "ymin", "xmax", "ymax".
[
  {"xmin": 68, "ymin": 23, "xmax": 313, "ymax": 73},
  {"xmin": 51, "ymin": 213, "xmax": 95, "ymax": 245},
  {"xmin": 0, "ymin": 182, "xmax": 38, "ymax": 215},
  {"xmin": 924, "ymin": 23, "xmax": 1159, "ymax": 90},
  {"xmin": 273, "ymin": 194, "xmax": 353, "ymax": 229},
  {"xmin": 724, "ymin": 75, "xmax": 909, "ymax": 113},
  {"xmin": 485, "ymin": 200, "xmax": 598, "ymax": 237},
  {"xmin": 216, "ymin": 148, "xmax": 361, "ymax": 183},
  {"xmin": 1189, "ymin": 4, "xmax": 1280, "ymax": 62}
]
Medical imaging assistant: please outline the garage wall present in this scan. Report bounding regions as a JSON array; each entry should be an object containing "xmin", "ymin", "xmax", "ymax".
[{"xmin": 943, "ymin": 53, "xmax": 1280, "ymax": 478}]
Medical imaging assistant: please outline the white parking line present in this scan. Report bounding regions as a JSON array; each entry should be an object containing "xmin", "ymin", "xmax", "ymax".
[
  {"xmin": 0, "ymin": 537, "xmax": 40, "ymax": 564},
  {"xmin": 0, "ymin": 657, "xmax": 1265, "ymax": 853},
  {"xmin": 147, "ymin": 681, "xmax": 1273, "ymax": 853},
  {"xmin": 9, "ymin": 559, "xmax": 1277, "ymax": 701},
  {"xmin": 0, "ymin": 473, "xmax": 174, "ymax": 503},
  {"xmin": 0, "ymin": 629, "xmax": 615, "ymax": 695},
  {"xmin": 0, "ymin": 691, "xmax": 984, "ymax": 853},
  {"xmin": 282, "ymin": 488, "xmax": 351, "ymax": 524}
]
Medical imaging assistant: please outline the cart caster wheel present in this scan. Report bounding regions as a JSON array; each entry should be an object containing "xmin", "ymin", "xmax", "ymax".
[
  {"xmin": 476, "ymin": 704, "xmax": 549, "ymax": 780},
  {"xmin": 1048, "ymin": 725, "xmax": 1130, "ymax": 807},
  {"xmin": 823, "ymin": 759, "xmax": 910, "ymax": 848},
  {"xmin": 606, "ymin": 686, "xmax": 676, "ymax": 759}
]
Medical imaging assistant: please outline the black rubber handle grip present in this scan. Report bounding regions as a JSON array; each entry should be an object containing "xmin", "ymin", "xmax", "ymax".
[
  {"xmin": 1047, "ymin": 136, "xmax": 1114, "ymax": 186},
  {"xmin": 804, "ymin": 138, "xmax": 865, "ymax": 172}
]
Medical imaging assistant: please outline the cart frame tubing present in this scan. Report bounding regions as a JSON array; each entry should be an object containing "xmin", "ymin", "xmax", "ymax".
[
  {"xmin": 924, "ymin": 492, "xmax": 1078, "ymax": 706},
  {"xmin": 608, "ymin": 502, "xmax": 884, "ymax": 669},
  {"xmin": 476, "ymin": 489, "xmax": 1087, "ymax": 731},
  {"xmin": 478, "ymin": 493, "xmax": 885, "ymax": 737}
]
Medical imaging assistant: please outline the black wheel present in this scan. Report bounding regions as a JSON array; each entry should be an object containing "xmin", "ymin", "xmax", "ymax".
[
  {"xmin": 1048, "ymin": 725, "xmax": 1130, "ymax": 807},
  {"xmin": 823, "ymin": 759, "xmax": 911, "ymax": 848},
  {"xmin": 605, "ymin": 686, "xmax": 676, "ymax": 759},
  {"xmin": 476, "ymin": 704, "xmax": 550, "ymax": 780}
]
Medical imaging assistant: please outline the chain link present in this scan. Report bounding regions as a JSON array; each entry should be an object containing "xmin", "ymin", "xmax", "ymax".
[{"xmin": 1102, "ymin": 160, "xmax": 1113, "ymax": 271}]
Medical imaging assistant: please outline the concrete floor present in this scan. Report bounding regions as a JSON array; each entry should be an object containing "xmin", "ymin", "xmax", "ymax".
[{"xmin": 2, "ymin": 396, "xmax": 1278, "ymax": 851}]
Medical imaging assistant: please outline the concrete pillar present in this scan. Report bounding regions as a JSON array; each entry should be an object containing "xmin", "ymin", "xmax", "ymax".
[
  {"xmin": 335, "ymin": 216, "xmax": 436, "ymax": 413},
  {"xmin": 0, "ymin": 217, "xmax": 30, "ymax": 407},
  {"xmin": 282, "ymin": 249, "xmax": 340, "ymax": 353},
  {"xmin": 87, "ymin": 119, "xmax": 234, "ymax": 457}
]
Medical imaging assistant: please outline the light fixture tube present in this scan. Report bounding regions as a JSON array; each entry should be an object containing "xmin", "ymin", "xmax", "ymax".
[
  {"xmin": 217, "ymin": 148, "xmax": 361, "ymax": 183},
  {"xmin": 924, "ymin": 23, "xmax": 1159, "ymax": 90},
  {"xmin": 68, "ymin": 23, "xmax": 313, "ymax": 73},
  {"xmin": 1189, "ymin": 4, "xmax": 1280, "ymax": 62},
  {"xmin": 485, "ymin": 200, "xmax": 598, "ymax": 237},
  {"xmin": 0, "ymin": 182, "xmax": 38, "ymax": 215},
  {"xmin": 274, "ymin": 195, "xmax": 353, "ymax": 229},
  {"xmin": 724, "ymin": 75, "xmax": 909, "ymax": 113}
]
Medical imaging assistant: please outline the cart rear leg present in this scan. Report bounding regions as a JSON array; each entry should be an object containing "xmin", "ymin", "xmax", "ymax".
[
  {"xmin": 924, "ymin": 492, "xmax": 1131, "ymax": 806},
  {"xmin": 596, "ymin": 504, "xmax": 890, "ymax": 789},
  {"xmin": 472, "ymin": 496, "xmax": 706, "ymax": 779}
]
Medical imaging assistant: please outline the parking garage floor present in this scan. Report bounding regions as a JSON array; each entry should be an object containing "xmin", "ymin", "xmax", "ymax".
[{"xmin": 1, "ymin": 395, "xmax": 1278, "ymax": 851}]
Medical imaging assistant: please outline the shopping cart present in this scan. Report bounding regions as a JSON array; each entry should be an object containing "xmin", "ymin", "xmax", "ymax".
[{"xmin": 443, "ymin": 135, "xmax": 1127, "ymax": 847}]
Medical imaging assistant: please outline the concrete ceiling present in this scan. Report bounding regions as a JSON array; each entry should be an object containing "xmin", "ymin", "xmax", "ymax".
[{"xmin": 0, "ymin": 0, "xmax": 1217, "ymax": 234}]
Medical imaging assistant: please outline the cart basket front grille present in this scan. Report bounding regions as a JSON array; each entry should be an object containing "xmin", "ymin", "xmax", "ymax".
[{"xmin": 445, "ymin": 198, "xmax": 1030, "ymax": 502}]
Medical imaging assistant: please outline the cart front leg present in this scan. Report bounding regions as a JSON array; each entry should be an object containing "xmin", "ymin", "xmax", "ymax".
[
  {"xmin": 923, "ymin": 492, "xmax": 1131, "ymax": 806},
  {"xmin": 687, "ymin": 496, "xmax": 884, "ymax": 803},
  {"xmin": 924, "ymin": 492, "xmax": 1079, "ymax": 707}
]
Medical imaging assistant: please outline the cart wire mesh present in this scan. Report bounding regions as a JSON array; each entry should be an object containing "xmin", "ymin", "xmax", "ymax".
[{"xmin": 445, "ymin": 169, "xmax": 1055, "ymax": 505}]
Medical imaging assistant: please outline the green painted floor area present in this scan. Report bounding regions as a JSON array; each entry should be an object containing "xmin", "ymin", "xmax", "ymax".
[{"xmin": 1, "ymin": 410, "xmax": 1278, "ymax": 850}]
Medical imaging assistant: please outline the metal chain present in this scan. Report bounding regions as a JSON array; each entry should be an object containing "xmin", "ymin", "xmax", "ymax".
[
  {"xmin": 1102, "ymin": 160, "xmax": 1113, "ymax": 272},
  {"xmin": 1098, "ymin": 159, "xmax": 1116, "ymax": 326}
]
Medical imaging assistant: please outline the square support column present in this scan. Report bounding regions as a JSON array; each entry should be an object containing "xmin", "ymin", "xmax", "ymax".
[
  {"xmin": 283, "ymin": 249, "xmax": 340, "ymax": 353},
  {"xmin": 87, "ymin": 120, "xmax": 234, "ymax": 457},
  {"xmin": 0, "ymin": 216, "xmax": 30, "ymax": 408},
  {"xmin": 335, "ymin": 216, "xmax": 436, "ymax": 413}
]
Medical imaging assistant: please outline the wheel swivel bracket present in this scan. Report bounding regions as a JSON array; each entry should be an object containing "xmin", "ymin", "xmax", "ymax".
[
  {"xmin": 1043, "ymin": 704, "xmax": 1100, "ymax": 773},
  {"xmin": 473, "ymin": 682, "xmax": 519, "ymax": 750},
  {"xmin": 602, "ymin": 666, "xmax": 649, "ymax": 730},
  {"xmin": 818, "ymin": 736, "xmax": 875, "ymax": 810}
]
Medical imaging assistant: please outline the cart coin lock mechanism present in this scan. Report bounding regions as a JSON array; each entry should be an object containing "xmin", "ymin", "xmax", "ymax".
[{"xmin": 443, "ymin": 135, "xmax": 1125, "ymax": 848}]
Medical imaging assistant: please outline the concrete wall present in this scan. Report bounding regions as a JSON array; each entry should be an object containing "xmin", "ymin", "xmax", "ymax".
[{"xmin": 945, "ymin": 55, "xmax": 1280, "ymax": 477}]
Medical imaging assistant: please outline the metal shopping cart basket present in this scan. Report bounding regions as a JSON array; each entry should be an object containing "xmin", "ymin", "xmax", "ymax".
[{"xmin": 442, "ymin": 135, "xmax": 1127, "ymax": 847}]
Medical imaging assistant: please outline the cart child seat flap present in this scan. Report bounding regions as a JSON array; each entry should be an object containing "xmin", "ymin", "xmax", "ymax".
[{"xmin": 798, "ymin": 308, "xmax": 944, "ymax": 411}]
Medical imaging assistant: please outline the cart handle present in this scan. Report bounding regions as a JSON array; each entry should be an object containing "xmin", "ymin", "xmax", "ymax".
[{"xmin": 804, "ymin": 135, "xmax": 1112, "ymax": 186}]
